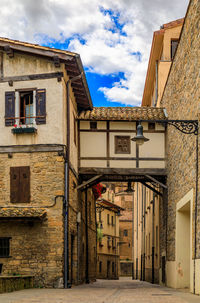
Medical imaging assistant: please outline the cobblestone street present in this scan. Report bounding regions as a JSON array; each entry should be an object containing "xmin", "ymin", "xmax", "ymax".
[{"xmin": 0, "ymin": 278, "xmax": 200, "ymax": 303}]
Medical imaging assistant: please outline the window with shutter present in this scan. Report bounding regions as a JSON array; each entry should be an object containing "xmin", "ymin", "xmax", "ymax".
[
  {"xmin": 5, "ymin": 91, "xmax": 15, "ymax": 126},
  {"xmin": 171, "ymin": 40, "xmax": 179, "ymax": 60},
  {"xmin": 36, "ymin": 89, "xmax": 46, "ymax": 124},
  {"xmin": 10, "ymin": 166, "xmax": 30, "ymax": 203}
]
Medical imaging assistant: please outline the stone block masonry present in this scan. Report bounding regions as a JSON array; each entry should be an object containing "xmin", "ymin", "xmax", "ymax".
[
  {"xmin": 0, "ymin": 151, "xmax": 65, "ymax": 287},
  {"xmin": 160, "ymin": 0, "xmax": 200, "ymax": 262}
]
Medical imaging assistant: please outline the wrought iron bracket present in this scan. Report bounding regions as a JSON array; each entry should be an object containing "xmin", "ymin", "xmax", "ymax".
[
  {"xmin": 140, "ymin": 119, "xmax": 198, "ymax": 135},
  {"xmin": 165, "ymin": 120, "xmax": 198, "ymax": 135}
]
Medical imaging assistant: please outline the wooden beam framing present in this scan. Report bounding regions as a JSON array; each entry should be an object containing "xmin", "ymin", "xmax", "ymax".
[
  {"xmin": 140, "ymin": 181, "xmax": 163, "ymax": 196},
  {"xmin": 0, "ymin": 72, "xmax": 64, "ymax": 83},
  {"xmin": 79, "ymin": 167, "xmax": 167, "ymax": 176},
  {"xmin": 76, "ymin": 175, "xmax": 103, "ymax": 190},
  {"xmin": 145, "ymin": 174, "xmax": 167, "ymax": 189}
]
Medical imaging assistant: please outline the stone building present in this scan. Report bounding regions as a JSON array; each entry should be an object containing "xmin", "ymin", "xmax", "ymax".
[
  {"xmin": 135, "ymin": 0, "xmax": 200, "ymax": 295},
  {"xmin": 96, "ymin": 198, "xmax": 122, "ymax": 279},
  {"xmin": 114, "ymin": 184, "xmax": 134, "ymax": 277},
  {"xmin": 160, "ymin": 0, "xmax": 200, "ymax": 294},
  {"xmin": 0, "ymin": 38, "xmax": 96, "ymax": 287},
  {"xmin": 132, "ymin": 17, "xmax": 184, "ymax": 284}
]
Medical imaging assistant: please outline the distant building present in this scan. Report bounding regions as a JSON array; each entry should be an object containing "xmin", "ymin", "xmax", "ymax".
[
  {"xmin": 96, "ymin": 198, "xmax": 122, "ymax": 279},
  {"xmin": 115, "ymin": 184, "xmax": 134, "ymax": 277}
]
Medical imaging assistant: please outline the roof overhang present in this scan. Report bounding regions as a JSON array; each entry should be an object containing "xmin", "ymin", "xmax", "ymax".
[
  {"xmin": 142, "ymin": 30, "xmax": 164, "ymax": 107},
  {"xmin": 0, "ymin": 37, "xmax": 93, "ymax": 111}
]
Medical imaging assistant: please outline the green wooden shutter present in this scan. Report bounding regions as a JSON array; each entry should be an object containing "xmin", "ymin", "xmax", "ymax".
[
  {"xmin": 5, "ymin": 91, "xmax": 15, "ymax": 126},
  {"xmin": 36, "ymin": 89, "xmax": 46, "ymax": 124}
]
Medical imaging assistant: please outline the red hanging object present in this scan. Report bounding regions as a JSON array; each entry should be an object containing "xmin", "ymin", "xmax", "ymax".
[{"xmin": 92, "ymin": 183, "xmax": 105, "ymax": 200}]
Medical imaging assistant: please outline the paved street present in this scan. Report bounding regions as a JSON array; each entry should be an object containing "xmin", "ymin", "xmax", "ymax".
[{"xmin": 0, "ymin": 278, "xmax": 199, "ymax": 303}]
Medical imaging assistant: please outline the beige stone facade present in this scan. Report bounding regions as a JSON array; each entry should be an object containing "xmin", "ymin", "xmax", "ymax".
[{"xmin": 0, "ymin": 39, "xmax": 96, "ymax": 288}]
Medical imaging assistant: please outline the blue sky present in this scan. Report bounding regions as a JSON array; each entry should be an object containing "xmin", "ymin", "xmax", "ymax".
[{"xmin": 0, "ymin": 0, "xmax": 189, "ymax": 107}]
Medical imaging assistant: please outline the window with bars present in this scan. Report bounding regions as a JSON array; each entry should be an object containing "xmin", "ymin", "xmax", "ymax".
[{"xmin": 0, "ymin": 238, "xmax": 11, "ymax": 258}]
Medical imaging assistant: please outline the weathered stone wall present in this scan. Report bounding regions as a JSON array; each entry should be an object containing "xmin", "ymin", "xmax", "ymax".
[
  {"xmin": 77, "ymin": 188, "xmax": 97, "ymax": 284},
  {"xmin": 119, "ymin": 221, "xmax": 133, "ymax": 261},
  {"xmin": 160, "ymin": 0, "xmax": 200, "ymax": 260},
  {"xmin": 0, "ymin": 151, "xmax": 65, "ymax": 287},
  {"xmin": 97, "ymin": 254, "xmax": 119, "ymax": 279}
]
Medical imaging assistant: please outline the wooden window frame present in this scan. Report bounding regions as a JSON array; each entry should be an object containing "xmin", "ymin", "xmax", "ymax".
[
  {"xmin": 171, "ymin": 39, "xmax": 179, "ymax": 60},
  {"xmin": 0, "ymin": 237, "xmax": 11, "ymax": 258},
  {"xmin": 115, "ymin": 136, "xmax": 131, "ymax": 154},
  {"xmin": 123, "ymin": 229, "xmax": 128, "ymax": 237},
  {"xmin": 90, "ymin": 121, "xmax": 97, "ymax": 130}
]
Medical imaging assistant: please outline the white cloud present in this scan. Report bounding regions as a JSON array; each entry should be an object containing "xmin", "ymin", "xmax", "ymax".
[{"xmin": 0, "ymin": 0, "xmax": 189, "ymax": 106}]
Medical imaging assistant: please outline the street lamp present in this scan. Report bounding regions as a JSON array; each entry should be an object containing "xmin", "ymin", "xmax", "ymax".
[{"xmin": 131, "ymin": 123, "xmax": 149, "ymax": 146}]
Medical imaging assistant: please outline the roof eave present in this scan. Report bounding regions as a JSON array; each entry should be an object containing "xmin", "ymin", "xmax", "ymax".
[{"xmin": 141, "ymin": 30, "xmax": 164, "ymax": 107}]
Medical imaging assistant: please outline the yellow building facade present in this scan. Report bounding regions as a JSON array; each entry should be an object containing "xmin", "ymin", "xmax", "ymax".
[{"xmin": 96, "ymin": 198, "xmax": 121, "ymax": 279}]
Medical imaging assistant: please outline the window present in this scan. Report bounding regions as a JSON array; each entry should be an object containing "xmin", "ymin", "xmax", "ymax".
[
  {"xmin": 90, "ymin": 121, "xmax": 97, "ymax": 130},
  {"xmin": 123, "ymin": 229, "xmax": 128, "ymax": 237},
  {"xmin": 107, "ymin": 236, "xmax": 111, "ymax": 248},
  {"xmin": 99, "ymin": 211, "xmax": 102, "ymax": 222},
  {"xmin": 112, "ymin": 262, "xmax": 115, "ymax": 273},
  {"xmin": 148, "ymin": 122, "xmax": 155, "ymax": 130},
  {"xmin": 10, "ymin": 166, "xmax": 30, "ymax": 203},
  {"xmin": 115, "ymin": 136, "xmax": 130, "ymax": 154},
  {"xmin": 74, "ymin": 116, "xmax": 77, "ymax": 145},
  {"xmin": 5, "ymin": 89, "xmax": 46, "ymax": 126},
  {"xmin": 111, "ymin": 216, "xmax": 114, "ymax": 226},
  {"xmin": 112, "ymin": 238, "xmax": 116, "ymax": 248},
  {"xmin": 0, "ymin": 238, "xmax": 11, "ymax": 257},
  {"xmin": 171, "ymin": 40, "xmax": 179, "ymax": 60},
  {"xmin": 107, "ymin": 214, "xmax": 110, "ymax": 225},
  {"xmin": 99, "ymin": 261, "xmax": 102, "ymax": 273},
  {"xmin": 20, "ymin": 91, "xmax": 34, "ymax": 124}
]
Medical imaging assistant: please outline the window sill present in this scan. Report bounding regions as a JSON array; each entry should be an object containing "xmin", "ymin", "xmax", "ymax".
[{"xmin": 12, "ymin": 127, "xmax": 37, "ymax": 134}]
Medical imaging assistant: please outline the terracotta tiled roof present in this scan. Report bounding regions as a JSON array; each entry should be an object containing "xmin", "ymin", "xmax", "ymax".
[
  {"xmin": 0, "ymin": 208, "xmax": 47, "ymax": 219},
  {"xmin": 78, "ymin": 107, "xmax": 166, "ymax": 121},
  {"xmin": 0, "ymin": 37, "xmax": 77, "ymax": 57}
]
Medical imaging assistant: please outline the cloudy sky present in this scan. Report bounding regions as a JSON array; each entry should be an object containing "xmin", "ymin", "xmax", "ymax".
[{"xmin": 0, "ymin": 0, "xmax": 189, "ymax": 107}]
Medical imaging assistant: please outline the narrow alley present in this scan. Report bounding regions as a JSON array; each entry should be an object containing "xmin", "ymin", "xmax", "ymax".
[{"xmin": 0, "ymin": 278, "xmax": 199, "ymax": 303}]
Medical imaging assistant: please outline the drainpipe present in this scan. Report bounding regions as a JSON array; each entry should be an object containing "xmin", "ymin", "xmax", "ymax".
[
  {"xmin": 85, "ymin": 189, "xmax": 89, "ymax": 283},
  {"xmin": 132, "ymin": 189, "xmax": 134, "ymax": 280},
  {"xmin": 155, "ymin": 60, "xmax": 158, "ymax": 107},
  {"xmin": 140, "ymin": 185, "xmax": 144, "ymax": 280},
  {"xmin": 143, "ymin": 187, "xmax": 146, "ymax": 281},
  {"xmin": 152, "ymin": 193, "xmax": 155, "ymax": 284},
  {"xmin": 64, "ymin": 73, "xmax": 82, "ymax": 289},
  {"xmin": 64, "ymin": 80, "xmax": 71, "ymax": 289},
  {"xmin": 194, "ymin": 129, "xmax": 199, "ymax": 294},
  {"xmin": 136, "ymin": 183, "xmax": 138, "ymax": 279}
]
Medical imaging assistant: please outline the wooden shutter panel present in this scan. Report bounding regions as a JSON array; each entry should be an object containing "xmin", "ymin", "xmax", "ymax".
[
  {"xmin": 5, "ymin": 92, "xmax": 15, "ymax": 126},
  {"xmin": 36, "ymin": 89, "xmax": 46, "ymax": 124},
  {"xmin": 19, "ymin": 166, "xmax": 30, "ymax": 203},
  {"xmin": 10, "ymin": 167, "xmax": 20, "ymax": 203}
]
